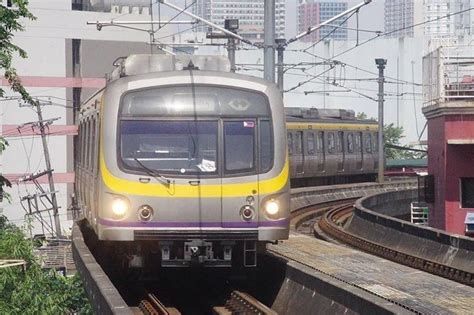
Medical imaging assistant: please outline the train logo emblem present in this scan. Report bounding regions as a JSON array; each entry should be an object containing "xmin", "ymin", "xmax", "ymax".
[{"xmin": 228, "ymin": 98, "xmax": 250, "ymax": 111}]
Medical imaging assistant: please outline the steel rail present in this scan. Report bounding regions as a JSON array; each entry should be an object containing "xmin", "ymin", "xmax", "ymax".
[
  {"xmin": 139, "ymin": 293, "xmax": 181, "ymax": 315},
  {"xmin": 290, "ymin": 198, "xmax": 358, "ymax": 232},
  {"xmin": 213, "ymin": 290, "xmax": 276, "ymax": 315},
  {"xmin": 318, "ymin": 205, "xmax": 474, "ymax": 286}
]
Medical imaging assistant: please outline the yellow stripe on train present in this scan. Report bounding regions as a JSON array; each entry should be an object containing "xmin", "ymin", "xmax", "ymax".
[
  {"xmin": 286, "ymin": 122, "xmax": 378, "ymax": 131},
  {"xmin": 100, "ymin": 154, "xmax": 289, "ymax": 198}
]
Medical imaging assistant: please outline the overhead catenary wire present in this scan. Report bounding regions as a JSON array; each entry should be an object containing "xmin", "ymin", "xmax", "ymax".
[{"xmin": 325, "ymin": 6, "xmax": 474, "ymax": 60}]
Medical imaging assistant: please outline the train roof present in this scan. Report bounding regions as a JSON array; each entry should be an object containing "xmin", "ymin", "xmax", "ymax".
[
  {"xmin": 108, "ymin": 54, "xmax": 232, "ymax": 82},
  {"xmin": 285, "ymin": 107, "xmax": 377, "ymax": 124}
]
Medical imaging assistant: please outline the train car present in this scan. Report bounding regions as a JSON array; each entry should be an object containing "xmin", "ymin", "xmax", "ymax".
[
  {"xmin": 75, "ymin": 55, "xmax": 290, "ymax": 268},
  {"xmin": 285, "ymin": 107, "xmax": 378, "ymax": 187}
]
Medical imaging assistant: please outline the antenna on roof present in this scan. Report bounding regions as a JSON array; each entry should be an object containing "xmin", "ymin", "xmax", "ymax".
[{"xmin": 183, "ymin": 60, "xmax": 199, "ymax": 70}]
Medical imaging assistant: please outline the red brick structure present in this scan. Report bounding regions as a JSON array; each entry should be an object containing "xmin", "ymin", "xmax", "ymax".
[{"xmin": 422, "ymin": 46, "xmax": 474, "ymax": 235}]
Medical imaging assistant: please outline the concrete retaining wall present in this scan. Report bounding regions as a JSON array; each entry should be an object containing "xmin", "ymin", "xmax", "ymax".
[
  {"xmin": 261, "ymin": 254, "xmax": 411, "ymax": 315},
  {"xmin": 347, "ymin": 189, "xmax": 474, "ymax": 273},
  {"xmin": 72, "ymin": 221, "xmax": 133, "ymax": 315},
  {"xmin": 290, "ymin": 181, "xmax": 416, "ymax": 212}
]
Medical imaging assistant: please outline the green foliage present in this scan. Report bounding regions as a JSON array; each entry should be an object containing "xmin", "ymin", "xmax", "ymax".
[
  {"xmin": 0, "ymin": 215, "xmax": 92, "ymax": 314},
  {"xmin": 356, "ymin": 112, "xmax": 425, "ymax": 160},
  {"xmin": 356, "ymin": 112, "xmax": 368, "ymax": 120},
  {"xmin": 0, "ymin": 6, "xmax": 90, "ymax": 312},
  {"xmin": 0, "ymin": 1, "xmax": 35, "ymax": 200},
  {"xmin": 0, "ymin": 1, "xmax": 36, "ymax": 103}
]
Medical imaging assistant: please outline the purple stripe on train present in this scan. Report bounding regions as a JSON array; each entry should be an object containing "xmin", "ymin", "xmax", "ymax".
[{"xmin": 98, "ymin": 218, "xmax": 289, "ymax": 228}]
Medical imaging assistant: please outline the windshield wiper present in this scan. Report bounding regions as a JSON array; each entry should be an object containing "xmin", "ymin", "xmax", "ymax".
[{"xmin": 132, "ymin": 155, "xmax": 171, "ymax": 188}]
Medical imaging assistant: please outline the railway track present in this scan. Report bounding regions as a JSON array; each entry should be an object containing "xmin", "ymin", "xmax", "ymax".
[
  {"xmin": 138, "ymin": 290, "xmax": 274, "ymax": 315},
  {"xmin": 318, "ymin": 203, "xmax": 474, "ymax": 287},
  {"xmin": 138, "ymin": 293, "xmax": 181, "ymax": 315},
  {"xmin": 213, "ymin": 291, "xmax": 276, "ymax": 315},
  {"xmin": 290, "ymin": 198, "xmax": 358, "ymax": 234}
]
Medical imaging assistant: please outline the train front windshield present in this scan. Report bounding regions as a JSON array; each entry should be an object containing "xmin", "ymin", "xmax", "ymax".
[{"xmin": 119, "ymin": 86, "xmax": 273, "ymax": 176}]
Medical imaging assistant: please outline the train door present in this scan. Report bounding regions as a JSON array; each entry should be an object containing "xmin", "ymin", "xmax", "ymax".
[
  {"xmin": 337, "ymin": 131, "xmax": 344, "ymax": 171},
  {"xmin": 306, "ymin": 132, "xmax": 315, "ymax": 176},
  {"xmin": 373, "ymin": 132, "xmax": 379, "ymax": 170},
  {"xmin": 364, "ymin": 132, "xmax": 373, "ymax": 170},
  {"xmin": 295, "ymin": 131, "xmax": 304, "ymax": 174},
  {"xmin": 347, "ymin": 132, "xmax": 354, "ymax": 172},
  {"xmin": 287, "ymin": 131, "xmax": 294, "ymax": 175},
  {"xmin": 316, "ymin": 131, "xmax": 325, "ymax": 172},
  {"xmin": 356, "ymin": 132, "xmax": 363, "ymax": 170},
  {"xmin": 222, "ymin": 119, "xmax": 257, "ymax": 228}
]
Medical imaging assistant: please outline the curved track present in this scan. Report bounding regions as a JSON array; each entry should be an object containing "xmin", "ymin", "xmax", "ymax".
[
  {"xmin": 138, "ymin": 290, "xmax": 273, "ymax": 315},
  {"xmin": 318, "ymin": 205, "xmax": 474, "ymax": 287}
]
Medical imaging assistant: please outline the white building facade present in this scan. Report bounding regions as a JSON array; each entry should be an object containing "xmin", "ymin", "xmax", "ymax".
[
  {"xmin": 0, "ymin": 0, "xmax": 171, "ymax": 236},
  {"xmin": 192, "ymin": 0, "xmax": 286, "ymax": 40}
]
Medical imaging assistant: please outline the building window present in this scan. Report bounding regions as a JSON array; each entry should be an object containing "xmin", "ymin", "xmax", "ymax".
[
  {"xmin": 72, "ymin": 0, "xmax": 83, "ymax": 10},
  {"xmin": 461, "ymin": 178, "xmax": 474, "ymax": 208}
]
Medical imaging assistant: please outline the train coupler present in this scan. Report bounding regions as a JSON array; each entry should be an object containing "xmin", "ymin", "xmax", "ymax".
[{"xmin": 160, "ymin": 240, "xmax": 234, "ymax": 267}]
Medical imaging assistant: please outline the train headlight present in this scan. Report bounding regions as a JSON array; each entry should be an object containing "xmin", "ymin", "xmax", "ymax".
[
  {"xmin": 264, "ymin": 199, "xmax": 280, "ymax": 217},
  {"xmin": 111, "ymin": 197, "xmax": 129, "ymax": 217}
]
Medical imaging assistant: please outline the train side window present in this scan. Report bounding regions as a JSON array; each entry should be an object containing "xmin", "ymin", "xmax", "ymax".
[
  {"xmin": 307, "ymin": 132, "xmax": 315, "ymax": 155},
  {"xmin": 347, "ymin": 132, "xmax": 354, "ymax": 153},
  {"xmin": 336, "ymin": 131, "xmax": 343, "ymax": 153},
  {"xmin": 295, "ymin": 131, "xmax": 303, "ymax": 154},
  {"xmin": 287, "ymin": 132, "xmax": 293, "ymax": 155},
  {"xmin": 259, "ymin": 120, "xmax": 273, "ymax": 173},
  {"xmin": 355, "ymin": 132, "xmax": 362, "ymax": 152},
  {"xmin": 82, "ymin": 120, "xmax": 87, "ymax": 169},
  {"xmin": 77, "ymin": 123, "xmax": 82, "ymax": 167},
  {"xmin": 373, "ymin": 132, "xmax": 378, "ymax": 152},
  {"xmin": 86, "ymin": 119, "xmax": 91, "ymax": 171},
  {"xmin": 317, "ymin": 131, "xmax": 324, "ymax": 153},
  {"xmin": 92, "ymin": 116, "xmax": 99, "ymax": 174},
  {"xmin": 328, "ymin": 132, "xmax": 335, "ymax": 153},
  {"xmin": 91, "ymin": 117, "xmax": 96, "ymax": 172},
  {"xmin": 365, "ymin": 133, "xmax": 372, "ymax": 153}
]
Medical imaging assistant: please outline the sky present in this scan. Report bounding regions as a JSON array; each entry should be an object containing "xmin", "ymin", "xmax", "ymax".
[{"xmin": 155, "ymin": 0, "xmax": 386, "ymax": 40}]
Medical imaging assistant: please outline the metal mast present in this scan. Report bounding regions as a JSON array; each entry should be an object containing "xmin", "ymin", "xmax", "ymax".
[
  {"xmin": 263, "ymin": 0, "xmax": 275, "ymax": 83},
  {"xmin": 375, "ymin": 58, "xmax": 387, "ymax": 184},
  {"xmin": 35, "ymin": 101, "xmax": 62, "ymax": 237}
]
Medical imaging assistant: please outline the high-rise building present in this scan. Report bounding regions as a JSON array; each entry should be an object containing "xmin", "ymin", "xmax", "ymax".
[
  {"xmin": 297, "ymin": 0, "xmax": 348, "ymax": 43},
  {"xmin": 424, "ymin": 0, "xmax": 473, "ymax": 38},
  {"xmin": 192, "ymin": 0, "xmax": 286, "ymax": 41},
  {"xmin": 384, "ymin": 0, "xmax": 423, "ymax": 37},
  {"xmin": 385, "ymin": 0, "xmax": 473, "ymax": 39}
]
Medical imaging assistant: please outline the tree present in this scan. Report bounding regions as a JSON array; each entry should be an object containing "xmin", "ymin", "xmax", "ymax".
[
  {"xmin": 0, "ymin": 1, "xmax": 37, "ymax": 200},
  {"xmin": 0, "ymin": 3, "xmax": 92, "ymax": 313},
  {"xmin": 356, "ymin": 112, "xmax": 426, "ymax": 160},
  {"xmin": 0, "ymin": 215, "xmax": 92, "ymax": 314}
]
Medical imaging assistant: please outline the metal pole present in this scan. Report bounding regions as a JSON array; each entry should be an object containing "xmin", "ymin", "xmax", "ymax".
[
  {"xmin": 264, "ymin": 0, "xmax": 275, "ymax": 83},
  {"xmin": 228, "ymin": 37, "xmax": 236, "ymax": 72},
  {"xmin": 287, "ymin": 0, "xmax": 372, "ymax": 45},
  {"xmin": 375, "ymin": 58, "xmax": 387, "ymax": 184},
  {"xmin": 35, "ymin": 101, "xmax": 62, "ymax": 237},
  {"xmin": 396, "ymin": 56, "xmax": 400, "ymax": 127},
  {"xmin": 159, "ymin": 0, "xmax": 255, "ymax": 46},
  {"xmin": 276, "ymin": 39, "xmax": 285, "ymax": 92}
]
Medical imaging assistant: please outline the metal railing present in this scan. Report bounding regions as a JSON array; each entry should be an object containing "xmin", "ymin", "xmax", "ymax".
[{"xmin": 423, "ymin": 45, "xmax": 474, "ymax": 107}]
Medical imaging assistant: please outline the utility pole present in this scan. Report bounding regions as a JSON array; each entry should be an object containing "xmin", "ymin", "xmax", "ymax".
[
  {"xmin": 225, "ymin": 19, "xmax": 239, "ymax": 72},
  {"xmin": 35, "ymin": 101, "xmax": 62, "ymax": 237},
  {"xmin": 228, "ymin": 37, "xmax": 236, "ymax": 72},
  {"xmin": 264, "ymin": 0, "xmax": 275, "ymax": 83},
  {"xmin": 276, "ymin": 38, "xmax": 285, "ymax": 93},
  {"xmin": 375, "ymin": 58, "xmax": 387, "ymax": 184}
]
